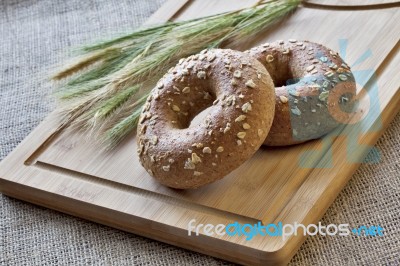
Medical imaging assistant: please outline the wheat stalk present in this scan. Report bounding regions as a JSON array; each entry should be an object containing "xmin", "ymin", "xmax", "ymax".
[{"xmin": 53, "ymin": 0, "xmax": 301, "ymax": 148}]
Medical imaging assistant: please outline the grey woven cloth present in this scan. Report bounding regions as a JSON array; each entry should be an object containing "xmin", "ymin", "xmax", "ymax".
[{"xmin": 0, "ymin": 0, "xmax": 399, "ymax": 265}]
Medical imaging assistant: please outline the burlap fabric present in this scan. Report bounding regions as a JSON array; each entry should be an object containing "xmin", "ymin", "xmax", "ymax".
[{"xmin": 1, "ymin": 0, "xmax": 399, "ymax": 265}]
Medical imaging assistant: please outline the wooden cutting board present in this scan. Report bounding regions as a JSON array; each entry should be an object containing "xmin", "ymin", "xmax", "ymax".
[{"xmin": 1, "ymin": 0, "xmax": 399, "ymax": 265}]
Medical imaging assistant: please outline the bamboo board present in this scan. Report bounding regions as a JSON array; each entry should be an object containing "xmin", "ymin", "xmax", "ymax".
[{"xmin": 0, "ymin": 1, "xmax": 399, "ymax": 265}]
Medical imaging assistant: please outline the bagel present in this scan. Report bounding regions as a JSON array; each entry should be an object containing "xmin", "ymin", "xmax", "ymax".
[
  {"xmin": 137, "ymin": 49, "xmax": 275, "ymax": 189},
  {"xmin": 246, "ymin": 40, "xmax": 356, "ymax": 146}
]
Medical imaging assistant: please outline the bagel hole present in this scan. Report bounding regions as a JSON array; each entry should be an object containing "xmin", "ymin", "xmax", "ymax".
[
  {"xmin": 274, "ymin": 75, "xmax": 300, "ymax": 87},
  {"xmin": 189, "ymin": 106, "xmax": 214, "ymax": 128},
  {"xmin": 178, "ymin": 90, "xmax": 216, "ymax": 129}
]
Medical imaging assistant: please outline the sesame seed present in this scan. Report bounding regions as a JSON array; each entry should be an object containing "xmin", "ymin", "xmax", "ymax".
[
  {"xmin": 237, "ymin": 140, "xmax": 242, "ymax": 146},
  {"xmin": 311, "ymin": 109, "xmax": 316, "ymax": 113},
  {"xmin": 282, "ymin": 48, "xmax": 290, "ymax": 55},
  {"xmin": 320, "ymin": 56, "xmax": 328, "ymax": 63},
  {"xmin": 182, "ymin": 87, "xmax": 190, "ymax": 93},
  {"xmin": 194, "ymin": 171, "xmax": 203, "ymax": 176},
  {"xmin": 242, "ymin": 123, "xmax": 251, "ymax": 130},
  {"xmin": 162, "ymin": 165, "xmax": 170, "ymax": 172},
  {"xmin": 231, "ymin": 79, "xmax": 238, "ymax": 86},
  {"xmin": 289, "ymin": 39, "xmax": 297, "ymax": 43}
]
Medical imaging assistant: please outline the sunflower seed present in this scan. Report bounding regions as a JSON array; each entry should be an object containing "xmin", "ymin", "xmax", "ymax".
[
  {"xmin": 279, "ymin": 95, "xmax": 288, "ymax": 103},
  {"xmin": 197, "ymin": 71, "xmax": 206, "ymax": 79},
  {"xmin": 184, "ymin": 159, "xmax": 195, "ymax": 170},
  {"xmin": 237, "ymin": 132, "xmax": 246, "ymax": 139},
  {"xmin": 291, "ymin": 106, "xmax": 302, "ymax": 116},
  {"xmin": 216, "ymin": 146, "xmax": 224, "ymax": 153},
  {"xmin": 266, "ymin": 55, "xmax": 274, "ymax": 63},
  {"xmin": 191, "ymin": 153, "xmax": 202, "ymax": 164},
  {"xmin": 242, "ymin": 123, "xmax": 251, "ymax": 130},
  {"xmin": 202, "ymin": 147, "xmax": 212, "ymax": 154},
  {"xmin": 241, "ymin": 102, "xmax": 252, "ymax": 113},
  {"xmin": 235, "ymin": 115, "xmax": 246, "ymax": 122},
  {"xmin": 234, "ymin": 70, "xmax": 242, "ymax": 78}
]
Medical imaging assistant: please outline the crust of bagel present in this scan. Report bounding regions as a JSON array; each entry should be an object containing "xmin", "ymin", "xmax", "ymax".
[
  {"xmin": 137, "ymin": 49, "xmax": 275, "ymax": 189},
  {"xmin": 246, "ymin": 40, "xmax": 357, "ymax": 146}
]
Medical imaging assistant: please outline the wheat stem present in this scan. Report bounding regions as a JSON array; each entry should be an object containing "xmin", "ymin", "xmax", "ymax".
[{"xmin": 54, "ymin": 0, "xmax": 301, "ymax": 148}]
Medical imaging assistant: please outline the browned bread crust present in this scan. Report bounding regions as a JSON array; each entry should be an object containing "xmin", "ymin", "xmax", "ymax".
[
  {"xmin": 137, "ymin": 49, "xmax": 275, "ymax": 189},
  {"xmin": 246, "ymin": 40, "xmax": 357, "ymax": 146}
]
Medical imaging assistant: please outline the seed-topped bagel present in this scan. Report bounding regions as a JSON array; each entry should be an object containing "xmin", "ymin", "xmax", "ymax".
[
  {"xmin": 246, "ymin": 40, "xmax": 357, "ymax": 146},
  {"xmin": 137, "ymin": 49, "xmax": 275, "ymax": 189}
]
